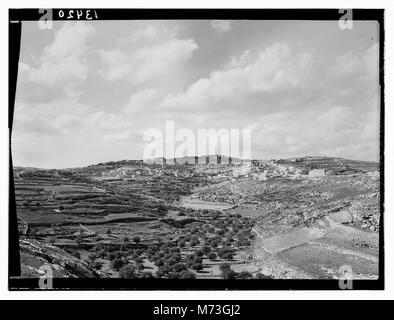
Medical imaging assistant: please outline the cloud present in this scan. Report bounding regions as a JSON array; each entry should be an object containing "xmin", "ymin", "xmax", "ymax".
[
  {"xmin": 161, "ymin": 43, "xmax": 312, "ymax": 115},
  {"xmin": 327, "ymin": 42, "xmax": 379, "ymax": 86},
  {"xmin": 41, "ymin": 22, "xmax": 95, "ymax": 60},
  {"xmin": 13, "ymin": 99, "xmax": 131, "ymax": 140},
  {"xmin": 225, "ymin": 50, "xmax": 252, "ymax": 68},
  {"xmin": 19, "ymin": 22, "xmax": 95, "ymax": 99},
  {"xmin": 157, "ymin": 41, "xmax": 379, "ymax": 161},
  {"xmin": 211, "ymin": 20, "xmax": 232, "ymax": 34},
  {"xmin": 248, "ymin": 100, "xmax": 379, "ymax": 161},
  {"xmin": 27, "ymin": 57, "xmax": 88, "ymax": 97},
  {"xmin": 99, "ymin": 25, "xmax": 198, "ymax": 83},
  {"xmin": 118, "ymin": 24, "xmax": 161, "ymax": 45},
  {"xmin": 18, "ymin": 62, "xmax": 31, "ymax": 73},
  {"xmin": 98, "ymin": 49, "xmax": 131, "ymax": 81},
  {"xmin": 12, "ymin": 21, "xmax": 380, "ymax": 167},
  {"xmin": 12, "ymin": 97, "xmax": 143, "ymax": 168},
  {"xmin": 124, "ymin": 89, "xmax": 162, "ymax": 114}
]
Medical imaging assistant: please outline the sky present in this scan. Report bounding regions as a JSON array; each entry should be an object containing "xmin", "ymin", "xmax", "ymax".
[{"xmin": 12, "ymin": 19, "xmax": 380, "ymax": 168}]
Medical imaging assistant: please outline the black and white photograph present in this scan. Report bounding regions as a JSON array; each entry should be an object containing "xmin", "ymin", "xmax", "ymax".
[{"xmin": 8, "ymin": 8, "xmax": 384, "ymax": 291}]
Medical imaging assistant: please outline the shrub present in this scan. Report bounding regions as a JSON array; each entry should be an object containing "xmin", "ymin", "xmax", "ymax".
[
  {"xmin": 46, "ymin": 237, "xmax": 56, "ymax": 245},
  {"xmin": 170, "ymin": 247, "xmax": 181, "ymax": 253},
  {"xmin": 186, "ymin": 253, "xmax": 202, "ymax": 265},
  {"xmin": 222, "ymin": 252, "xmax": 234, "ymax": 260},
  {"xmin": 208, "ymin": 252, "xmax": 217, "ymax": 260},
  {"xmin": 110, "ymin": 258, "xmax": 125, "ymax": 271},
  {"xmin": 191, "ymin": 263, "xmax": 203, "ymax": 271},
  {"xmin": 156, "ymin": 265, "xmax": 171, "ymax": 278},
  {"xmin": 238, "ymin": 271, "xmax": 253, "ymax": 279},
  {"xmin": 135, "ymin": 257, "xmax": 144, "ymax": 264},
  {"xmin": 224, "ymin": 240, "xmax": 233, "ymax": 247},
  {"xmin": 212, "ymin": 212, "xmax": 220, "ymax": 219},
  {"xmin": 107, "ymin": 252, "xmax": 117, "ymax": 261},
  {"xmin": 173, "ymin": 263, "xmax": 187, "ymax": 273},
  {"xmin": 254, "ymin": 273, "xmax": 274, "ymax": 280},
  {"xmin": 210, "ymin": 240, "xmax": 219, "ymax": 248},
  {"xmin": 195, "ymin": 250, "xmax": 204, "ymax": 257},
  {"xmin": 148, "ymin": 245, "xmax": 159, "ymax": 254},
  {"xmin": 179, "ymin": 270, "xmax": 196, "ymax": 279},
  {"xmin": 168, "ymin": 272, "xmax": 180, "ymax": 279},
  {"xmin": 218, "ymin": 247, "xmax": 234, "ymax": 260},
  {"xmin": 167, "ymin": 258, "xmax": 178, "ymax": 266},
  {"xmin": 119, "ymin": 264, "xmax": 136, "ymax": 278},
  {"xmin": 154, "ymin": 258, "xmax": 165, "ymax": 267},
  {"xmin": 201, "ymin": 246, "xmax": 211, "ymax": 255},
  {"xmin": 88, "ymin": 253, "xmax": 97, "ymax": 261},
  {"xmin": 157, "ymin": 204, "xmax": 168, "ymax": 216},
  {"xmin": 132, "ymin": 236, "xmax": 141, "ymax": 244},
  {"xmin": 190, "ymin": 239, "xmax": 199, "ymax": 247},
  {"xmin": 219, "ymin": 263, "xmax": 232, "ymax": 272},
  {"xmin": 221, "ymin": 269, "xmax": 238, "ymax": 279},
  {"xmin": 131, "ymin": 250, "xmax": 140, "ymax": 259},
  {"xmin": 236, "ymin": 237, "xmax": 250, "ymax": 247},
  {"xmin": 136, "ymin": 262, "xmax": 145, "ymax": 271},
  {"xmin": 139, "ymin": 271, "xmax": 154, "ymax": 278},
  {"xmin": 88, "ymin": 261, "xmax": 102, "ymax": 270}
]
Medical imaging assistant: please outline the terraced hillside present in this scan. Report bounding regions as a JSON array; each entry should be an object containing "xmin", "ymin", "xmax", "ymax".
[{"xmin": 12, "ymin": 156, "xmax": 381, "ymax": 280}]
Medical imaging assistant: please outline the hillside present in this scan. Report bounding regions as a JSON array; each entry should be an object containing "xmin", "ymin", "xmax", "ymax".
[{"xmin": 12, "ymin": 156, "xmax": 380, "ymax": 280}]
